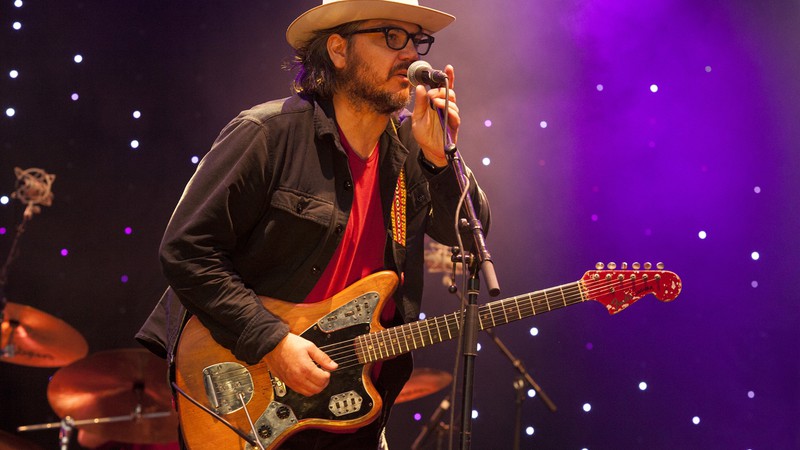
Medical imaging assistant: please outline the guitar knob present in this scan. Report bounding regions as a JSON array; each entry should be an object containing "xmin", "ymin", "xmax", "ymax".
[
  {"xmin": 657, "ymin": 262, "xmax": 665, "ymax": 270},
  {"xmin": 276, "ymin": 406, "xmax": 291, "ymax": 419},
  {"xmin": 607, "ymin": 262, "xmax": 617, "ymax": 269},
  {"xmin": 595, "ymin": 262, "xmax": 604, "ymax": 270},
  {"xmin": 632, "ymin": 262, "xmax": 641, "ymax": 270},
  {"xmin": 644, "ymin": 262, "xmax": 652, "ymax": 269},
  {"xmin": 258, "ymin": 425, "xmax": 273, "ymax": 439}
]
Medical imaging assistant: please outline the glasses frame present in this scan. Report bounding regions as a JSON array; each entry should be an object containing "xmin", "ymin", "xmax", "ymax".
[{"xmin": 346, "ymin": 26, "xmax": 435, "ymax": 56}]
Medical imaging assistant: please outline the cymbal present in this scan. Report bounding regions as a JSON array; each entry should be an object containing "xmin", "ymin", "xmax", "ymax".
[
  {"xmin": 47, "ymin": 348, "xmax": 178, "ymax": 444},
  {"xmin": 1, "ymin": 302, "xmax": 88, "ymax": 367},
  {"xmin": 396, "ymin": 368, "xmax": 453, "ymax": 404},
  {"xmin": 0, "ymin": 430, "xmax": 44, "ymax": 450}
]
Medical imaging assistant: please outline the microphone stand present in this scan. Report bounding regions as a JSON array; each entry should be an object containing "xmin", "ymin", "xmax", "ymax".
[{"xmin": 432, "ymin": 83, "xmax": 499, "ymax": 450}]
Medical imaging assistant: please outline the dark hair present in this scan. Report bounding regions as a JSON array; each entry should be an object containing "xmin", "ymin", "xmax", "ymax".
[{"xmin": 288, "ymin": 21, "xmax": 364, "ymax": 99}]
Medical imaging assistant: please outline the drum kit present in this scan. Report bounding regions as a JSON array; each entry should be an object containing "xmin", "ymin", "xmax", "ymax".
[
  {"xmin": 1, "ymin": 303, "xmax": 454, "ymax": 450},
  {"xmin": 1, "ymin": 168, "xmax": 454, "ymax": 449}
]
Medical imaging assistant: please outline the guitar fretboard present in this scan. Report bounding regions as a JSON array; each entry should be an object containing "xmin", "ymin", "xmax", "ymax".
[{"xmin": 354, "ymin": 280, "xmax": 587, "ymax": 364}]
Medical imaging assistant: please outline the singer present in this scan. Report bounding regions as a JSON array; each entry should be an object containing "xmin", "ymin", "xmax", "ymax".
[{"xmin": 137, "ymin": 0, "xmax": 490, "ymax": 449}]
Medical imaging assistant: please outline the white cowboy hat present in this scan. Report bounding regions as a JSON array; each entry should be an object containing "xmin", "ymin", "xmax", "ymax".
[{"xmin": 286, "ymin": 0, "xmax": 455, "ymax": 49}]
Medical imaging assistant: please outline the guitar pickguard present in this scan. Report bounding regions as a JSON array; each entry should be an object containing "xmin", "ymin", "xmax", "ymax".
[{"xmin": 245, "ymin": 292, "xmax": 381, "ymax": 449}]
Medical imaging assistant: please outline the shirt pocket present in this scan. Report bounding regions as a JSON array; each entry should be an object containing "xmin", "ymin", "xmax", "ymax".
[{"xmin": 269, "ymin": 187, "xmax": 334, "ymax": 226}]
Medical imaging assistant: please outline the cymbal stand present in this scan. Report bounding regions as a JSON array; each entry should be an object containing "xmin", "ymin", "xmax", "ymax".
[{"xmin": 58, "ymin": 416, "xmax": 74, "ymax": 450}]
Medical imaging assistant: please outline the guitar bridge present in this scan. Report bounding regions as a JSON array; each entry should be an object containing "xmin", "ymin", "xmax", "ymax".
[{"xmin": 202, "ymin": 362, "xmax": 254, "ymax": 415}]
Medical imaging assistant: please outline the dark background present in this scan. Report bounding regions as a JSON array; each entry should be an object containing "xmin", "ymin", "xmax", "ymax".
[{"xmin": 2, "ymin": 0, "xmax": 798, "ymax": 449}]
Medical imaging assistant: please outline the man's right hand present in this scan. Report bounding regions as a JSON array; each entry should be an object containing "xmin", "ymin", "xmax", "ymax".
[{"xmin": 262, "ymin": 332, "xmax": 338, "ymax": 397}]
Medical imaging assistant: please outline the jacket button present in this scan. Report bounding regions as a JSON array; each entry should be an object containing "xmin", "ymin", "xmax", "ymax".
[
  {"xmin": 295, "ymin": 203, "xmax": 304, "ymax": 213},
  {"xmin": 311, "ymin": 265, "xmax": 321, "ymax": 275},
  {"xmin": 335, "ymin": 224, "xmax": 344, "ymax": 234},
  {"xmin": 344, "ymin": 180, "xmax": 353, "ymax": 191},
  {"xmin": 417, "ymin": 194, "xmax": 426, "ymax": 202}
]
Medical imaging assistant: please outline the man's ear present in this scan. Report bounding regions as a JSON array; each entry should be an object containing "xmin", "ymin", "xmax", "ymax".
[{"xmin": 327, "ymin": 34, "xmax": 348, "ymax": 69}]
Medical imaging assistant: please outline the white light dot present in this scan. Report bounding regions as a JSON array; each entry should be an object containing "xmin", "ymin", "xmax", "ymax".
[
  {"xmin": 471, "ymin": 410, "xmax": 479, "ymax": 419},
  {"xmin": 191, "ymin": 155, "xmax": 200, "ymax": 164},
  {"xmin": 9, "ymin": 70, "xmax": 19, "ymax": 79},
  {"xmin": 71, "ymin": 93, "xmax": 79, "ymax": 101},
  {"xmin": 12, "ymin": 21, "xmax": 22, "ymax": 30},
  {"xmin": 74, "ymin": 54, "xmax": 83, "ymax": 63},
  {"xmin": 484, "ymin": 119, "xmax": 492, "ymax": 127},
  {"xmin": 476, "ymin": 343, "xmax": 482, "ymax": 352},
  {"xmin": 133, "ymin": 110, "xmax": 142, "ymax": 119},
  {"xmin": 525, "ymin": 426, "xmax": 534, "ymax": 436},
  {"xmin": 751, "ymin": 251, "xmax": 760, "ymax": 261},
  {"xmin": 527, "ymin": 389, "xmax": 536, "ymax": 398},
  {"xmin": 754, "ymin": 186, "xmax": 761, "ymax": 194},
  {"xmin": 638, "ymin": 382, "xmax": 648, "ymax": 391},
  {"xmin": 539, "ymin": 120, "xmax": 548, "ymax": 129},
  {"xmin": 0, "ymin": 196, "xmax": 9, "ymax": 205},
  {"xmin": 751, "ymin": 280, "xmax": 758, "ymax": 288},
  {"xmin": 130, "ymin": 140, "xmax": 140, "ymax": 149},
  {"xmin": 582, "ymin": 403, "xmax": 592, "ymax": 412},
  {"xmin": 650, "ymin": 84, "xmax": 659, "ymax": 93},
  {"xmin": 15, "ymin": 0, "xmax": 23, "ymax": 7},
  {"xmin": 529, "ymin": 327, "xmax": 539, "ymax": 336},
  {"xmin": 481, "ymin": 157, "xmax": 491, "ymax": 166},
  {"xmin": 698, "ymin": 230, "xmax": 707, "ymax": 239},
  {"xmin": 418, "ymin": 312, "xmax": 426, "ymax": 320},
  {"xmin": 747, "ymin": 390, "xmax": 755, "ymax": 399},
  {"xmin": 5, "ymin": 108, "xmax": 15, "ymax": 117},
  {"xmin": 596, "ymin": 83, "xmax": 604, "ymax": 91},
  {"xmin": 692, "ymin": 416, "xmax": 700, "ymax": 425},
  {"xmin": 705, "ymin": 65, "xmax": 712, "ymax": 73}
]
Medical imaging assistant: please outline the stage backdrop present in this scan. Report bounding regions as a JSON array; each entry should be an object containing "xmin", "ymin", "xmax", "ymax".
[{"xmin": 1, "ymin": 0, "xmax": 798, "ymax": 449}]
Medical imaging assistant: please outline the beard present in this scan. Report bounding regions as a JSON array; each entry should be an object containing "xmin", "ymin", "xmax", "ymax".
[{"xmin": 337, "ymin": 51, "xmax": 412, "ymax": 115}]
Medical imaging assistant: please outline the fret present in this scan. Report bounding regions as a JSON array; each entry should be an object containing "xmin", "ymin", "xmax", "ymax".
[
  {"xmin": 543, "ymin": 290, "xmax": 551, "ymax": 311},
  {"xmin": 390, "ymin": 327, "xmax": 400, "ymax": 356},
  {"xmin": 425, "ymin": 319, "xmax": 434, "ymax": 345},
  {"xmin": 559, "ymin": 285, "xmax": 567, "ymax": 307},
  {"xmin": 487, "ymin": 303, "xmax": 496, "ymax": 327},
  {"xmin": 501, "ymin": 299, "xmax": 510, "ymax": 325},
  {"xmin": 415, "ymin": 321, "xmax": 426, "ymax": 347},
  {"xmin": 373, "ymin": 331, "xmax": 383, "ymax": 360},
  {"xmin": 444, "ymin": 315, "xmax": 452, "ymax": 340},
  {"xmin": 434, "ymin": 316, "xmax": 443, "ymax": 342},
  {"xmin": 515, "ymin": 296, "xmax": 523, "ymax": 320}
]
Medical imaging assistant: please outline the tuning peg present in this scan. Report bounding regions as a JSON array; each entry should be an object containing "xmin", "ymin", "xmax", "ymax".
[
  {"xmin": 595, "ymin": 262, "xmax": 604, "ymax": 269},
  {"xmin": 607, "ymin": 262, "xmax": 617, "ymax": 269},
  {"xmin": 632, "ymin": 262, "xmax": 641, "ymax": 270},
  {"xmin": 656, "ymin": 262, "xmax": 665, "ymax": 270},
  {"xmin": 621, "ymin": 262, "xmax": 628, "ymax": 269},
  {"xmin": 644, "ymin": 262, "xmax": 652, "ymax": 269}
]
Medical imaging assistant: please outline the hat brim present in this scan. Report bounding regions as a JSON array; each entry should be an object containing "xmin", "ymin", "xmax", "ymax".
[{"xmin": 286, "ymin": 1, "xmax": 455, "ymax": 49}]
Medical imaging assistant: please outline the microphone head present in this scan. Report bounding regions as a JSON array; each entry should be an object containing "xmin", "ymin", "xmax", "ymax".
[{"xmin": 407, "ymin": 60, "xmax": 433, "ymax": 87}]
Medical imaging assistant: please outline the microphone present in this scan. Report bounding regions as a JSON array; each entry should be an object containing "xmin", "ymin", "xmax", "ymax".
[
  {"xmin": 411, "ymin": 396, "xmax": 451, "ymax": 450},
  {"xmin": 407, "ymin": 60, "xmax": 448, "ymax": 87}
]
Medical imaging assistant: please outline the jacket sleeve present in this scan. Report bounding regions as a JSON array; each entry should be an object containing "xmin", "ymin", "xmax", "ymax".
[
  {"xmin": 160, "ymin": 117, "xmax": 289, "ymax": 365},
  {"xmin": 423, "ymin": 159, "xmax": 491, "ymax": 248}
]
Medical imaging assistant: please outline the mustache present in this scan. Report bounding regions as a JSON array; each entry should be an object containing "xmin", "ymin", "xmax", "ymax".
[{"xmin": 388, "ymin": 62, "xmax": 414, "ymax": 80}]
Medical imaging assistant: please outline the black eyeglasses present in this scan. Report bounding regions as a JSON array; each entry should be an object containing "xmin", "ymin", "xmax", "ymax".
[{"xmin": 346, "ymin": 26, "xmax": 435, "ymax": 56}]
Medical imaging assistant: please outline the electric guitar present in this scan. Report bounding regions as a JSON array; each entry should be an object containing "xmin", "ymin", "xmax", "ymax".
[{"xmin": 175, "ymin": 265, "xmax": 682, "ymax": 449}]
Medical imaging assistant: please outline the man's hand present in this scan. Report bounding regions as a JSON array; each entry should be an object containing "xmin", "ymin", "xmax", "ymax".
[
  {"xmin": 263, "ymin": 332, "xmax": 338, "ymax": 397},
  {"xmin": 411, "ymin": 64, "xmax": 459, "ymax": 168}
]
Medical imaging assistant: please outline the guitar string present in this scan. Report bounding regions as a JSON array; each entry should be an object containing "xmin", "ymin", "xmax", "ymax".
[
  {"xmin": 321, "ymin": 275, "xmax": 672, "ymax": 370},
  {"xmin": 312, "ymin": 275, "xmax": 674, "ymax": 372},
  {"xmin": 206, "ymin": 275, "xmax": 676, "ymax": 384}
]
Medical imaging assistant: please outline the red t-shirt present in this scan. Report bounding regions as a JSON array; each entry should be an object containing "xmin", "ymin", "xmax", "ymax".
[{"xmin": 304, "ymin": 129, "xmax": 397, "ymax": 324}]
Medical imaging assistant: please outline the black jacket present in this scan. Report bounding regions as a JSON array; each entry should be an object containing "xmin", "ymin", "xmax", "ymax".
[{"xmin": 135, "ymin": 94, "xmax": 490, "ymax": 432}]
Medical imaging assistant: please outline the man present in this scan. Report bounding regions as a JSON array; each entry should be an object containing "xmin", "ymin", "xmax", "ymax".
[{"xmin": 137, "ymin": 0, "xmax": 490, "ymax": 448}]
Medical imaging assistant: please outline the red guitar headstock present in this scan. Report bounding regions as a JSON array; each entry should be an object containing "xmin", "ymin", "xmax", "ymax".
[{"xmin": 581, "ymin": 262, "xmax": 682, "ymax": 315}]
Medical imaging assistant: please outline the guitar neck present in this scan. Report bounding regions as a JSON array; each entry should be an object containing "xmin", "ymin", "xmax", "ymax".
[{"xmin": 355, "ymin": 280, "xmax": 587, "ymax": 364}]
